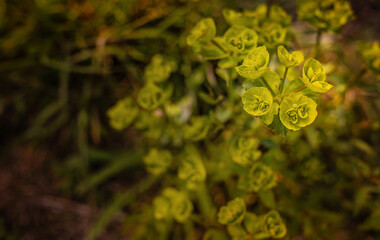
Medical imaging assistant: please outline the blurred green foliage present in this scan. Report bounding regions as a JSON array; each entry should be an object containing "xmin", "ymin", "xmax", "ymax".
[{"xmin": 1, "ymin": 0, "xmax": 380, "ymax": 240}]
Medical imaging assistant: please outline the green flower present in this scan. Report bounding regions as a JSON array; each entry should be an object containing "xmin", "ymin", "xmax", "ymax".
[
  {"xmin": 229, "ymin": 136, "xmax": 262, "ymax": 167},
  {"xmin": 187, "ymin": 18, "xmax": 216, "ymax": 47},
  {"xmin": 248, "ymin": 162, "xmax": 276, "ymax": 192},
  {"xmin": 262, "ymin": 210, "xmax": 287, "ymax": 238},
  {"xmin": 242, "ymin": 87, "xmax": 273, "ymax": 116},
  {"xmin": 359, "ymin": 41, "xmax": 380, "ymax": 75},
  {"xmin": 277, "ymin": 45, "xmax": 304, "ymax": 68},
  {"xmin": 178, "ymin": 145, "xmax": 207, "ymax": 190},
  {"xmin": 153, "ymin": 188, "xmax": 193, "ymax": 223},
  {"xmin": 144, "ymin": 54, "xmax": 176, "ymax": 83},
  {"xmin": 162, "ymin": 188, "xmax": 193, "ymax": 223},
  {"xmin": 183, "ymin": 115, "xmax": 211, "ymax": 141},
  {"xmin": 152, "ymin": 195, "xmax": 171, "ymax": 220},
  {"xmin": 259, "ymin": 22, "xmax": 287, "ymax": 49},
  {"xmin": 301, "ymin": 58, "xmax": 333, "ymax": 93},
  {"xmin": 235, "ymin": 46, "xmax": 270, "ymax": 79},
  {"xmin": 143, "ymin": 148, "xmax": 172, "ymax": 175},
  {"xmin": 269, "ymin": 5, "xmax": 292, "ymax": 27},
  {"xmin": 279, "ymin": 93, "xmax": 318, "ymax": 131},
  {"xmin": 107, "ymin": 97, "xmax": 139, "ymax": 130},
  {"xmin": 298, "ymin": 0, "xmax": 354, "ymax": 33},
  {"xmin": 224, "ymin": 26, "xmax": 258, "ymax": 53},
  {"xmin": 137, "ymin": 83, "xmax": 172, "ymax": 111},
  {"xmin": 217, "ymin": 197, "xmax": 246, "ymax": 225}
]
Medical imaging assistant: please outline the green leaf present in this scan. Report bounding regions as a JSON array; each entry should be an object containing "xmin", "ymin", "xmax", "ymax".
[
  {"xmin": 268, "ymin": 114, "xmax": 288, "ymax": 136},
  {"xmin": 244, "ymin": 213, "xmax": 261, "ymax": 234},
  {"xmin": 258, "ymin": 189, "xmax": 276, "ymax": 209},
  {"xmin": 301, "ymin": 58, "xmax": 333, "ymax": 93},
  {"xmin": 262, "ymin": 69, "xmax": 281, "ymax": 95},
  {"xmin": 200, "ymin": 42, "xmax": 229, "ymax": 60},
  {"xmin": 235, "ymin": 46, "xmax": 270, "ymax": 79}
]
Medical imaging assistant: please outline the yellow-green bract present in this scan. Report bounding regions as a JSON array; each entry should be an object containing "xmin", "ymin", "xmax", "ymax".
[
  {"xmin": 229, "ymin": 136, "xmax": 262, "ymax": 167},
  {"xmin": 235, "ymin": 46, "xmax": 270, "ymax": 79},
  {"xmin": 259, "ymin": 22, "xmax": 287, "ymax": 49},
  {"xmin": 107, "ymin": 97, "xmax": 139, "ymax": 130},
  {"xmin": 301, "ymin": 58, "xmax": 333, "ymax": 93},
  {"xmin": 277, "ymin": 45, "xmax": 304, "ymax": 68},
  {"xmin": 137, "ymin": 83, "xmax": 172, "ymax": 111},
  {"xmin": 153, "ymin": 188, "xmax": 193, "ymax": 223},
  {"xmin": 143, "ymin": 148, "xmax": 172, "ymax": 175},
  {"xmin": 262, "ymin": 210, "xmax": 287, "ymax": 238},
  {"xmin": 359, "ymin": 41, "xmax": 380, "ymax": 75},
  {"xmin": 178, "ymin": 145, "xmax": 206, "ymax": 190},
  {"xmin": 183, "ymin": 115, "xmax": 211, "ymax": 141},
  {"xmin": 297, "ymin": 0, "xmax": 354, "ymax": 33},
  {"xmin": 279, "ymin": 93, "xmax": 318, "ymax": 131},
  {"xmin": 144, "ymin": 54, "xmax": 176, "ymax": 83},
  {"xmin": 217, "ymin": 197, "xmax": 246, "ymax": 225},
  {"xmin": 242, "ymin": 87, "xmax": 273, "ymax": 116},
  {"xmin": 224, "ymin": 26, "xmax": 258, "ymax": 53},
  {"xmin": 248, "ymin": 162, "xmax": 276, "ymax": 192},
  {"xmin": 186, "ymin": 18, "xmax": 216, "ymax": 47}
]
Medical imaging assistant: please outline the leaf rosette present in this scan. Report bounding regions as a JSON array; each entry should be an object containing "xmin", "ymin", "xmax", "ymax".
[
  {"xmin": 235, "ymin": 46, "xmax": 270, "ymax": 79},
  {"xmin": 217, "ymin": 197, "xmax": 246, "ymax": 225},
  {"xmin": 277, "ymin": 45, "xmax": 304, "ymax": 68},
  {"xmin": 301, "ymin": 58, "xmax": 333, "ymax": 93},
  {"xmin": 186, "ymin": 18, "xmax": 216, "ymax": 47},
  {"xmin": 279, "ymin": 92, "xmax": 318, "ymax": 131},
  {"xmin": 107, "ymin": 97, "xmax": 139, "ymax": 130},
  {"xmin": 229, "ymin": 136, "xmax": 262, "ymax": 167},
  {"xmin": 143, "ymin": 148, "xmax": 172, "ymax": 175},
  {"xmin": 224, "ymin": 26, "xmax": 258, "ymax": 53},
  {"xmin": 178, "ymin": 145, "xmax": 207, "ymax": 190},
  {"xmin": 261, "ymin": 210, "xmax": 287, "ymax": 238}
]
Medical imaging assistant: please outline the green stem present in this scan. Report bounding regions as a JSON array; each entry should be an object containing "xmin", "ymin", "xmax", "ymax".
[
  {"xmin": 196, "ymin": 183, "xmax": 215, "ymax": 221},
  {"xmin": 260, "ymin": 76, "xmax": 276, "ymax": 96},
  {"xmin": 314, "ymin": 29, "xmax": 322, "ymax": 58},
  {"xmin": 279, "ymin": 67, "xmax": 288, "ymax": 94}
]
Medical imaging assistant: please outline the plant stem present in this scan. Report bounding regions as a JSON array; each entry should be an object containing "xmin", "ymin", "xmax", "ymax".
[
  {"xmin": 314, "ymin": 29, "xmax": 322, "ymax": 58},
  {"xmin": 196, "ymin": 183, "xmax": 215, "ymax": 221},
  {"xmin": 260, "ymin": 76, "xmax": 276, "ymax": 96},
  {"xmin": 279, "ymin": 67, "xmax": 288, "ymax": 94}
]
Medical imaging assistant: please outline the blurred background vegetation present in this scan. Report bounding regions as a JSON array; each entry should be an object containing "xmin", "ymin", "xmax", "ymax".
[{"xmin": 0, "ymin": 0, "xmax": 380, "ymax": 239}]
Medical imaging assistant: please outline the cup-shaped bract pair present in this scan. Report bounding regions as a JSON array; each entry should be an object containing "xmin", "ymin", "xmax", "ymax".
[
  {"xmin": 262, "ymin": 210, "xmax": 287, "ymax": 238},
  {"xmin": 277, "ymin": 46, "xmax": 304, "ymax": 68},
  {"xmin": 183, "ymin": 115, "xmax": 211, "ymax": 142},
  {"xmin": 240, "ymin": 162, "xmax": 276, "ymax": 192},
  {"xmin": 217, "ymin": 197, "xmax": 246, "ymax": 225},
  {"xmin": 230, "ymin": 136, "xmax": 262, "ymax": 167},
  {"xmin": 186, "ymin": 18, "xmax": 216, "ymax": 47},
  {"xmin": 178, "ymin": 145, "xmax": 207, "ymax": 190},
  {"xmin": 279, "ymin": 93, "xmax": 318, "ymax": 131},
  {"xmin": 137, "ymin": 83, "xmax": 172, "ymax": 111},
  {"xmin": 153, "ymin": 187, "xmax": 193, "ymax": 223},
  {"xmin": 144, "ymin": 54, "xmax": 176, "ymax": 83},
  {"xmin": 242, "ymin": 87, "xmax": 279, "ymax": 125},
  {"xmin": 235, "ymin": 46, "xmax": 270, "ymax": 79},
  {"xmin": 298, "ymin": 0, "xmax": 354, "ymax": 33},
  {"xmin": 143, "ymin": 148, "xmax": 172, "ymax": 175},
  {"xmin": 259, "ymin": 22, "xmax": 287, "ymax": 50},
  {"xmin": 301, "ymin": 58, "xmax": 333, "ymax": 93},
  {"xmin": 359, "ymin": 41, "xmax": 380, "ymax": 75},
  {"xmin": 107, "ymin": 97, "xmax": 139, "ymax": 130},
  {"xmin": 224, "ymin": 26, "xmax": 258, "ymax": 53}
]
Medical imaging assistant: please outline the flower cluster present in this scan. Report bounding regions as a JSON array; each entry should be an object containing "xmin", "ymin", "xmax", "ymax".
[
  {"xmin": 153, "ymin": 187, "xmax": 193, "ymax": 223},
  {"xmin": 297, "ymin": 0, "xmax": 354, "ymax": 33}
]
